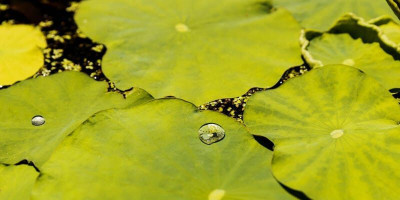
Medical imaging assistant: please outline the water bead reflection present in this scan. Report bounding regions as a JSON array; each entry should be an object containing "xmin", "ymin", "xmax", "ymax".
[
  {"xmin": 198, "ymin": 123, "xmax": 225, "ymax": 145},
  {"xmin": 32, "ymin": 115, "xmax": 45, "ymax": 126}
]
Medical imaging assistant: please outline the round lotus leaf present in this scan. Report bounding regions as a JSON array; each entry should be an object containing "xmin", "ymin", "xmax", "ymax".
[
  {"xmin": 75, "ymin": 0, "xmax": 303, "ymax": 105},
  {"xmin": 0, "ymin": 71, "xmax": 152, "ymax": 166},
  {"xmin": 387, "ymin": 0, "xmax": 400, "ymax": 19},
  {"xmin": 0, "ymin": 165, "xmax": 38, "ymax": 200},
  {"xmin": 306, "ymin": 33, "xmax": 400, "ymax": 90},
  {"xmin": 244, "ymin": 65, "xmax": 400, "ymax": 199},
  {"xmin": 274, "ymin": 0, "xmax": 396, "ymax": 31},
  {"xmin": 32, "ymin": 99, "xmax": 293, "ymax": 200},
  {"xmin": 301, "ymin": 14, "xmax": 400, "ymax": 59},
  {"xmin": 0, "ymin": 24, "xmax": 46, "ymax": 86}
]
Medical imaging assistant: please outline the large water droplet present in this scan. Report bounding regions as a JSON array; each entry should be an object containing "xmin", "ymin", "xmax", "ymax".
[
  {"xmin": 198, "ymin": 123, "xmax": 225, "ymax": 145},
  {"xmin": 32, "ymin": 115, "xmax": 45, "ymax": 126}
]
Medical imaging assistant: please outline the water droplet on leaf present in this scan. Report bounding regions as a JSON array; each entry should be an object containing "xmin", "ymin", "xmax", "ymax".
[
  {"xmin": 32, "ymin": 115, "xmax": 45, "ymax": 126},
  {"xmin": 199, "ymin": 123, "xmax": 225, "ymax": 145}
]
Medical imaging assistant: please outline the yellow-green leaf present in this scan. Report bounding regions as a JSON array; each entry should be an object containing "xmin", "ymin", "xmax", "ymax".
[
  {"xmin": 244, "ymin": 65, "xmax": 400, "ymax": 200},
  {"xmin": 0, "ymin": 165, "xmax": 38, "ymax": 200},
  {"xmin": 75, "ymin": 0, "xmax": 303, "ymax": 105},
  {"xmin": 0, "ymin": 71, "xmax": 152, "ymax": 166},
  {"xmin": 305, "ymin": 33, "xmax": 400, "ymax": 90},
  {"xmin": 386, "ymin": 0, "xmax": 400, "ymax": 20},
  {"xmin": 32, "ymin": 99, "xmax": 293, "ymax": 199},
  {"xmin": 274, "ymin": 0, "xmax": 397, "ymax": 30},
  {"xmin": 0, "ymin": 24, "xmax": 46, "ymax": 85}
]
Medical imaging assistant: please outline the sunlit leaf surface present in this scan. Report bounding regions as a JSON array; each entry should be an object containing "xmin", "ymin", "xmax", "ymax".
[
  {"xmin": 0, "ymin": 24, "xmax": 46, "ymax": 85},
  {"xmin": 32, "ymin": 99, "xmax": 292, "ymax": 200},
  {"xmin": 244, "ymin": 65, "xmax": 400, "ymax": 200},
  {"xmin": 274, "ymin": 0, "xmax": 397, "ymax": 30},
  {"xmin": 306, "ymin": 33, "xmax": 400, "ymax": 89},
  {"xmin": 0, "ymin": 72, "xmax": 152, "ymax": 166},
  {"xmin": 75, "ymin": 0, "xmax": 303, "ymax": 105},
  {"xmin": 0, "ymin": 165, "xmax": 38, "ymax": 200}
]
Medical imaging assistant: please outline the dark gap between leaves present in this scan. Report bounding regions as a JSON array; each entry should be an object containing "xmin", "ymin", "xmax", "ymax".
[
  {"xmin": 253, "ymin": 135, "xmax": 274, "ymax": 151},
  {"xmin": 279, "ymin": 182, "xmax": 312, "ymax": 200},
  {"xmin": 15, "ymin": 159, "xmax": 40, "ymax": 172}
]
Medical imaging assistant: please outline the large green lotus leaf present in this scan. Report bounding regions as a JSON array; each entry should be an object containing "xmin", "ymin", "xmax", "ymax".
[
  {"xmin": 387, "ymin": 0, "xmax": 400, "ymax": 19},
  {"xmin": 244, "ymin": 65, "xmax": 400, "ymax": 199},
  {"xmin": 305, "ymin": 33, "xmax": 400, "ymax": 90},
  {"xmin": 0, "ymin": 165, "xmax": 38, "ymax": 200},
  {"xmin": 32, "ymin": 99, "xmax": 293, "ymax": 200},
  {"xmin": 0, "ymin": 24, "xmax": 46, "ymax": 85},
  {"xmin": 75, "ymin": 0, "xmax": 303, "ymax": 105},
  {"xmin": 273, "ymin": 0, "xmax": 397, "ymax": 31},
  {"xmin": 0, "ymin": 72, "xmax": 152, "ymax": 166}
]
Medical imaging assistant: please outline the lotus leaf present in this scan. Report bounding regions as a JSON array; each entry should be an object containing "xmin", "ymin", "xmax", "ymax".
[
  {"xmin": 32, "ymin": 99, "xmax": 293, "ymax": 200},
  {"xmin": 0, "ymin": 24, "xmax": 46, "ymax": 85},
  {"xmin": 244, "ymin": 65, "xmax": 400, "ymax": 199},
  {"xmin": 75, "ymin": 0, "xmax": 303, "ymax": 105},
  {"xmin": 305, "ymin": 33, "xmax": 400, "ymax": 90},
  {"xmin": 273, "ymin": 0, "xmax": 397, "ymax": 31},
  {"xmin": 0, "ymin": 71, "xmax": 152, "ymax": 166},
  {"xmin": 373, "ymin": 19, "xmax": 400, "ymax": 46},
  {"xmin": 0, "ymin": 165, "xmax": 38, "ymax": 200},
  {"xmin": 387, "ymin": 0, "xmax": 400, "ymax": 19},
  {"xmin": 301, "ymin": 14, "xmax": 400, "ymax": 59}
]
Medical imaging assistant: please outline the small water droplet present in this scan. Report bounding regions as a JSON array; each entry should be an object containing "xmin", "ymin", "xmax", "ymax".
[
  {"xmin": 198, "ymin": 123, "xmax": 225, "ymax": 145},
  {"xmin": 330, "ymin": 129, "xmax": 344, "ymax": 139},
  {"xmin": 32, "ymin": 115, "xmax": 45, "ymax": 126}
]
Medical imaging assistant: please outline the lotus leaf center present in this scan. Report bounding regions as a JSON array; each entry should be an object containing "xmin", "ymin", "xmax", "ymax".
[
  {"xmin": 208, "ymin": 189, "xmax": 225, "ymax": 200},
  {"xmin": 175, "ymin": 23, "xmax": 189, "ymax": 33},
  {"xmin": 330, "ymin": 129, "xmax": 344, "ymax": 139}
]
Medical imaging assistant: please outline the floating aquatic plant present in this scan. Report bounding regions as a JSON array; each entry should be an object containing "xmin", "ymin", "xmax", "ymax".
[
  {"xmin": 305, "ymin": 33, "xmax": 400, "ymax": 90},
  {"xmin": 0, "ymin": 24, "xmax": 46, "ymax": 86},
  {"xmin": 0, "ymin": 71, "xmax": 151, "ymax": 166},
  {"xmin": 75, "ymin": 0, "xmax": 303, "ymax": 105},
  {"xmin": 32, "ymin": 99, "xmax": 292, "ymax": 200},
  {"xmin": 244, "ymin": 65, "xmax": 400, "ymax": 199},
  {"xmin": 274, "ymin": 0, "xmax": 396, "ymax": 30},
  {"xmin": 0, "ymin": 165, "xmax": 38, "ymax": 200},
  {"xmin": 387, "ymin": 0, "xmax": 400, "ymax": 19},
  {"xmin": 1, "ymin": 0, "xmax": 400, "ymax": 199}
]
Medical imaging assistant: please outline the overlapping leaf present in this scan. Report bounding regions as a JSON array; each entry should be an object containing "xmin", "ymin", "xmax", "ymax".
[
  {"xmin": 305, "ymin": 33, "xmax": 400, "ymax": 89},
  {"xmin": 75, "ymin": 0, "xmax": 303, "ymax": 105},
  {"xmin": 273, "ymin": 0, "xmax": 397, "ymax": 30},
  {"xmin": 244, "ymin": 65, "xmax": 400, "ymax": 199},
  {"xmin": 386, "ymin": 0, "xmax": 400, "ymax": 19},
  {"xmin": 0, "ymin": 165, "xmax": 38, "ymax": 200},
  {"xmin": 371, "ymin": 17, "xmax": 400, "ymax": 50},
  {"xmin": 32, "ymin": 99, "xmax": 293, "ymax": 200},
  {"xmin": 0, "ymin": 72, "xmax": 152, "ymax": 166},
  {"xmin": 0, "ymin": 24, "xmax": 46, "ymax": 85}
]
